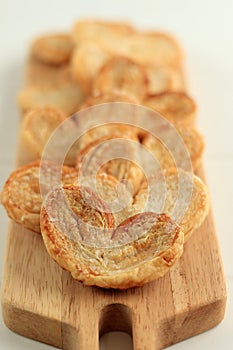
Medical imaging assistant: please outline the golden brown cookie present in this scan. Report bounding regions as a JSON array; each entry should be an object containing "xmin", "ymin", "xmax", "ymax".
[
  {"xmin": 71, "ymin": 20, "xmax": 137, "ymax": 93},
  {"xmin": 31, "ymin": 33, "xmax": 74, "ymax": 66},
  {"xmin": 72, "ymin": 25, "xmax": 181, "ymax": 69},
  {"xmin": 93, "ymin": 56, "xmax": 148, "ymax": 99},
  {"xmin": 120, "ymin": 32, "xmax": 182, "ymax": 68},
  {"xmin": 133, "ymin": 168, "xmax": 210, "ymax": 242},
  {"xmin": 143, "ymin": 91, "xmax": 196, "ymax": 126},
  {"xmin": 146, "ymin": 66, "xmax": 184, "ymax": 94},
  {"xmin": 75, "ymin": 133, "xmax": 144, "ymax": 194},
  {"xmin": 71, "ymin": 42, "xmax": 111, "ymax": 93},
  {"xmin": 21, "ymin": 107, "xmax": 67, "ymax": 159},
  {"xmin": 41, "ymin": 198, "xmax": 184, "ymax": 288},
  {"xmin": 0, "ymin": 161, "xmax": 77, "ymax": 233},
  {"xmin": 142, "ymin": 125, "xmax": 205, "ymax": 171},
  {"xmin": 40, "ymin": 184, "xmax": 115, "ymax": 257},
  {"xmin": 37, "ymin": 119, "xmax": 140, "ymax": 168}
]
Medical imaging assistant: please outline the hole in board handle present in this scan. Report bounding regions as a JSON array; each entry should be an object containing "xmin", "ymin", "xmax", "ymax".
[{"xmin": 99, "ymin": 303, "xmax": 133, "ymax": 350}]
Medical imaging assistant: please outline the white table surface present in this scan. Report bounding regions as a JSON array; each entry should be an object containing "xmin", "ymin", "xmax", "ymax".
[{"xmin": 0, "ymin": 0, "xmax": 233, "ymax": 349}]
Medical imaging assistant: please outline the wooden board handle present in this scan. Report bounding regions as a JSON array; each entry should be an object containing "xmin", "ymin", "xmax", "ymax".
[
  {"xmin": 79, "ymin": 303, "xmax": 160, "ymax": 350},
  {"xmin": 132, "ymin": 306, "xmax": 161, "ymax": 350},
  {"xmin": 62, "ymin": 302, "xmax": 161, "ymax": 350}
]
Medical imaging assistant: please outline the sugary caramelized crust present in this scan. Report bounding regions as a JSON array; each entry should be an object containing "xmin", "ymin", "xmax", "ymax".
[
  {"xmin": 133, "ymin": 168, "xmax": 210, "ymax": 242},
  {"xmin": 142, "ymin": 125, "xmax": 205, "ymax": 171},
  {"xmin": 21, "ymin": 107, "xmax": 67, "ymax": 158},
  {"xmin": 75, "ymin": 133, "xmax": 144, "ymax": 195},
  {"xmin": 99, "ymin": 158, "xmax": 144, "ymax": 197},
  {"xmin": 31, "ymin": 33, "xmax": 74, "ymax": 66},
  {"xmin": 0, "ymin": 161, "xmax": 77, "ymax": 233},
  {"xmin": 71, "ymin": 42, "xmax": 111, "ymax": 93},
  {"xmin": 118, "ymin": 31, "xmax": 182, "ymax": 68},
  {"xmin": 93, "ymin": 56, "xmax": 149, "ymax": 99},
  {"xmin": 41, "ymin": 184, "xmax": 115, "ymax": 247},
  {"xmin": 143, "ymin": 91, "xmax": 196, "ymax": 126},
  {"xmin": 74, "ymin": 173, "xmax": 134, "ymax": 227},
  {"xmin": 41, "ymin": 204, "xmax": 184, "ymax": 289},
  {"xmin": 146, "ymin": 66, "xmax": 184, "ymax": 94}
]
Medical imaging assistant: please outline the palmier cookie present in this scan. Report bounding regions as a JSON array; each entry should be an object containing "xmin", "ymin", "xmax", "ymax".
[
  {"xmin": 0, "ymin": 161, "xmax": 77, "ymax": 233},
  {"xmin": 75, "ymin": 134, "xmax": 144, "ymax": 195},
  {"xmin": 40, "ymin": 184, "xmax": 115, "ymax": 267},
  {"xmin": 121, "ymin": 31, "xmax": 182, "ymax": 68},
  {"xmin": 31, "ymin": 33, "xmax": 74, "ymax": 66},
  {"xmin": 143, "ymin": 91, "xmax": 196, "ymax": 126},
  {"xmin": 21, "ymin": 107, "xmax": 67, "ymax": 159},
  {"xmin": 146, "ymin": 66, "xmax": 184, "ymax": 94},
  {"xmin": 93, "ymin": 56, "xmax": 148, "ymax": 100},
  {"xmin": 133, "ymin": 168, "xmax": 210, "ymax": 242},
  {"xmin": 41, "ymin": 197, "xmax": 184, "ymax": 289},
  {"xmin": 142, "ymin": 125, "xmax": 204, "ymax": 171},
  {"xmin": 71, "ymin": 42, "xmax": 111, "ymax": 93}
]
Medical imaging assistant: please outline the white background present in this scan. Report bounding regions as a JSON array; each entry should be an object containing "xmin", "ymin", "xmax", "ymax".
[{"xmin": 0, "ymin": 0, "xmax": 233, "ymax": 349}]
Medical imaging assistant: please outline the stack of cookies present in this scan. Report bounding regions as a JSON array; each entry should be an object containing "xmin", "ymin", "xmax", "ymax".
[{"xmin": 1, "ymin": 19, "xmax": 210, "ymax": 289}]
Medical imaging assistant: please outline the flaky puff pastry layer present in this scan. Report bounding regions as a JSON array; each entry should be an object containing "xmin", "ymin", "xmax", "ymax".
[
  {"xmin": 0, "ymin": 161, "xmax": 77, "ymax": 233},
  {"xmin": 143, "ymin": 91, "xmax": 196, "ymax": 126},
  {"xmin": 133, "ymin": 168, "xmax": 210, "ymax": 242},
  {"xmin": 41, "ymin": 186, "xmax": 184, "ymax": 289},
  {"xmin": 141, "ymin": 125, "xmax": 205, "ymax": 171},
  {"xmin": 75, "ymin": 133, "xmax": 145, "ymax": 195},
  {"xmin": 21, "ymin": 107, "xmax": 67, "ymax": 159},
  {"xmin": 75, "ymin": 173, "xmax": 133, "ymax": 227},
  {"xmin": 21, "ymin": 108, "xmax": 143, "ymax": 167},
  {"xmin": 93, "ymin": 56, "xmax": 149, "ymax": 99},
  {"xmin": 145, "ymin": 66, "xmax": 184, "ymax": 94}
]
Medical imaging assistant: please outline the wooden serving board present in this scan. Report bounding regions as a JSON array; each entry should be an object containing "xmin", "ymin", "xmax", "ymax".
[
  {"xmin": 1, "ymin": 159, "xmax": 227, "ymax": 350},
  {"xmin": 1, "ymin": 50, "xmax": 227, "ymax": 349}
]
